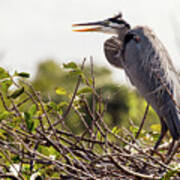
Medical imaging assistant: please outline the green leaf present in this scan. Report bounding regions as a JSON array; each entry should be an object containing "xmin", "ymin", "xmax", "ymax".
[
  {"xmin": 112, "ymin": 126, "xmax": 118, "ymax": 134},
  {"xmin": 0, "ymin": 67, "xmax": 9, "ymax": 79},
  {"xmin": 16, "ymin": 72, "xmax": 30, "ymax": 78},
  {"xmin": 69, "ymin": 69, "xmax": 82, "ymax": 76},
  {"xmin": 38, "ymin": 146, "xmax": 57, "ymax": 156},
  {"xmin": 129, "ymin": 126, "xmax": 139, "ymax": 136},
  {"xmin": 10, "ymin": 87, "xmax": 24, "ymax": 99},
  {"xmin": 55, "ymin": 87, "xmax": 66, "ymax": 95},
  {"xmin": 58, "ymin": 101, "xmax": 68, "ymax": 108},
  {"xmin": 24, "ymin": 105, "xmax": 37, "ymax": 132},
  {"xmin": 59, "ymin": 109, "xmax": 63, "ymax": 115},
  {"xmin": 77, "ymin": 87, "xmax": 92, "ymax": 95},
  {"xmin": 1, "ymin": 80, "xmax": 12, "ymax": 92},
  {"xmin": 163, "ymin": 169, "xmax": 179, "ymax": 180},
  {"xmin": 0, "ymin": 111, "xmax": 11, "ymax": 121},
  {"xmin": 29, "ymin": 104, "xmax": 37, "ymax": 116},
  {"xmin": 150, "ymin": 124, "xmax": 161, "ymax": 133},
  {"xmin": 12, "ymin": 155, "xmax": 20, "ymax": 163},
  {"xmin": 63, "ymin": 62, "xmax": 77, "ymax": 69},
  {"xmin": 24, "ymin": 112, "xmax": 30, "ymax": 121},
  {"xmin": 24, "ymin": 112, "xmax": 34, "ymax": 132},
  {"xmin": 48, "ymin": 102, "xmax": 58, "ymax": 111}
]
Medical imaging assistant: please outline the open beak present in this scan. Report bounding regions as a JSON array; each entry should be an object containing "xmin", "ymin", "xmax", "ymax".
[{"xmin": 72, "ymin": 21, "xmax": 105, "ymax": 32}]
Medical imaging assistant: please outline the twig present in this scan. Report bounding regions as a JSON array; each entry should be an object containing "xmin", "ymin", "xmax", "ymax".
[
  {"xmin": 109, "ymin": 155, "xmax": 162, "ymax": 180},
  {"xmin": 53, "ymin": 58, "xmax": 86, "ymax": 127}
]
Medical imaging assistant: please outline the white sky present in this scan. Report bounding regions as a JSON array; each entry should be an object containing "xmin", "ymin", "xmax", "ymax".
[{"xmin": 0, "ymin": 0, "xmax": 179, "ymax": 83}]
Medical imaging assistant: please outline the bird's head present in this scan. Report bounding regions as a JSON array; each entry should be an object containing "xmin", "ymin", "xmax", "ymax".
[{"xmin": 72, "ymin": 13, "xmax": 130, "ymax": 39}]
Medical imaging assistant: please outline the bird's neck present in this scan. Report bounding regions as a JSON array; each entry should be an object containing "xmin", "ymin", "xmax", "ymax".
[{"xmin": 117, "ymin": 29, "xmax": 128, "ymax": 41}]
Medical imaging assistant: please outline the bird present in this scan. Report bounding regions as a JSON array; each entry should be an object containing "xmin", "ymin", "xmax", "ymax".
[{"xmin": 72, "ymin": 13, "xmax": 180, "ymax": 151}]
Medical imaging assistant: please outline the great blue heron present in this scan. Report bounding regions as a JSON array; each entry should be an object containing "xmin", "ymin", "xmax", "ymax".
[{"xmin": 72, "ymin": 13, "xmax": 180, "ymax": 151}]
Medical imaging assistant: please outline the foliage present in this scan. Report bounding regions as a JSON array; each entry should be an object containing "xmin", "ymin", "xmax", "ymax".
[
  {"xmin": 31, "ymin": 60, "xmax": 159, "ymax": 132},
  {"xmin": 0, "ymin": 60, "xmax": 179, "ymax": 179}
]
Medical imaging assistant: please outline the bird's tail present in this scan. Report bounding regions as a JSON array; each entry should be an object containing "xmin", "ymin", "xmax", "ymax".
[{"xmin": 164, "ymin": 104, "xmax": 180, "ymax": 140}]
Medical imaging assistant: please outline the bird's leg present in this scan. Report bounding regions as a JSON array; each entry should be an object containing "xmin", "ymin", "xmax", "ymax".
[
  {"xmin": 153, "ymin": 117, "xmax": 168, "ymax": 152},
  {"xmin": 135, "ymin": 104, "xmax": 149, "ymax": 139},
  {"xmin": 141, "ymin": 119, "xmax": 167, "ymax": 172},
  {"xmin": 165, "ymin": 139, "xmax": 180, "ymax": 164},
  {"xmin": 166, "ymin": 139, "xmax": 175, "ymax": 157}
]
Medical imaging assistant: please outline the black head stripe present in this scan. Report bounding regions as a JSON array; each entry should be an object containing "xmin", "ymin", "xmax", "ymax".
[{"xmin": 108, "ymin": 18, "xmax": 130, "ymax": 29}]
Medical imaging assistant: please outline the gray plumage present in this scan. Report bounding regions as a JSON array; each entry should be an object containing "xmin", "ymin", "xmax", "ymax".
[{"xmin": 104, "ymin": 26, "xmax": 180, "ymax": 140}]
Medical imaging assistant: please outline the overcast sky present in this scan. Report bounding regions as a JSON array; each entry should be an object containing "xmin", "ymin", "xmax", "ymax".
[{"xmin": 0, "ymin": 0, "xmax": 179, "ymax": 83}]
